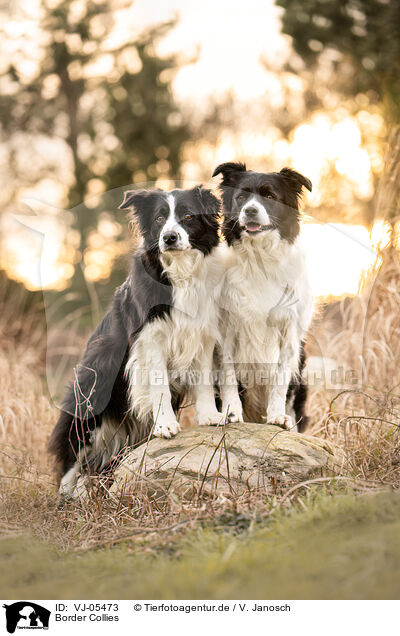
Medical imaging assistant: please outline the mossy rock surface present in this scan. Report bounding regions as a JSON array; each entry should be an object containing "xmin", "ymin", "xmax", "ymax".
[{"xmin": 111, "ymin": 423, "xmax": 345, "ymax": 497}]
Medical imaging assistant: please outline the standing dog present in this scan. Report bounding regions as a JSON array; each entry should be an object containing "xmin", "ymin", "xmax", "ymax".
[
  {"xmin": 48, "ymin": 186, "xmax": 224, "ymax": 498},
  {"xmin": 213, "ymin": 162, "xmax": 313, "ymax": 431}
]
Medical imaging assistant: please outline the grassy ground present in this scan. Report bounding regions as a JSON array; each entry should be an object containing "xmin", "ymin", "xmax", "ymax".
[{"xmin": 1, "ymin": 490, "xmax": 400, "ymax": 599}]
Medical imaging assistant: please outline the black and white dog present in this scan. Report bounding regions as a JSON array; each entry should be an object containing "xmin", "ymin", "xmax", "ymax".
[
  {"xmin": 213, "ymin": 162, "xmax": 313, "ymax": 431},
  {"xmin": 48, "ymin": 186, "xmax": 224, "ymax": 498}
]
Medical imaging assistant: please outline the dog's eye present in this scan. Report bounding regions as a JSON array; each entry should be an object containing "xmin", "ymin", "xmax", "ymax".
[
  {"xmin": 265, "ymin": 194, "xmax": 274, "ymax": 199},
  {"xmin": 237, "ymin": 193, "xmax": 246, "ymax": 202},
  {"xmin": 183, "ymin": 213, "xmax": 192, "ymax": 221},
  {"xmin": 156, "ymin": 215, "xmax": 165, "ymax": 224}
]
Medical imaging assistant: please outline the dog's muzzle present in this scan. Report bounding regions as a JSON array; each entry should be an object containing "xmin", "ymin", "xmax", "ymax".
[
  {"xmin": 239, "ymin": 206, "xmax": 271, "ymax": 234},
  {"xmin": 242, "ymin": 207, "xmax": 262, "ymax": 233},
  {"xmin": 160, "ymin": 228, "xmax": 189, "ymax": 252},
  {"xmin": 163, "ymin": 231, "xmax": 179, "ymax": 246}
]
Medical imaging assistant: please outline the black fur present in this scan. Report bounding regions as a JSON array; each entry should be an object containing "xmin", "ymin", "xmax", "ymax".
[
  {"xmin": 48, "ymin": 186, "xmax": 220, "ymax": 480},
  {"xmin": 286, "ymin": 341, "xmax": 309, "ymax": 432}
]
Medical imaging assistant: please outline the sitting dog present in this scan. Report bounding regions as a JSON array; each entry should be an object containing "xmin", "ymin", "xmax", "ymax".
[
  {"xmin": 213, "ymin": 162, "xmax": 313, "ymax": 431},
  {"xmin": 48, "ymin": 185, "xmax": 224, "ymax": 498}
]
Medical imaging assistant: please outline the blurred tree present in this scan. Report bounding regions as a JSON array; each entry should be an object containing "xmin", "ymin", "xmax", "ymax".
[
  {"xmin": 0, "ymin": 0, "xmax": 189, "ymax": 291},
  {"xmin": 276, "ymin": 0, "xmax": 400, "ymax": 124}
]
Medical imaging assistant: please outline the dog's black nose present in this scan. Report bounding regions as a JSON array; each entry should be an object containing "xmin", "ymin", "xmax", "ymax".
[
  {"xmin": 163, "ymin": 231, "xmax": 178, "ymax": 245},
  {"xmin": 245, "ymin": 207, "xmax": 258, "ymax": 217}
]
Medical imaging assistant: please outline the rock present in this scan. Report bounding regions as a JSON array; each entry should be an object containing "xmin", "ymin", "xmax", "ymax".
[{"xmin": 110, "ymin": 422, "xmax": 345, "ymax": 498}]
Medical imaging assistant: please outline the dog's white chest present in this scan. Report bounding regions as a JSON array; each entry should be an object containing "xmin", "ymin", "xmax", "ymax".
[
  {"xmin": 129, "ymin": 249, "xmax": 222, "ymax": 377},
  {"xmin": 221, "ymin": 237, "xmax": 312, "ymax": 365},
  {"xmin": 164, "ymin": 282, "xmax": 218, "ymax": 369},
  {"xmin": 225, "ymin": 278, "xmax": 292, "ymax": 364}
]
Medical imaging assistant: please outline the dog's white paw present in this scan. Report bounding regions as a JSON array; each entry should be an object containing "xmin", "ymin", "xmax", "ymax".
[
  {"xmin": 223, "ymin": 403, "xmax": 244, "ymax": 423},
  {"xmin": 267, "ymin": 414, "xmax": 293, "ymax": 430},
  {"xmin": 153, "ymin": 419, "xmax": 181, "ymax": 438},
  {"xmin": 197, "ymin": 410, "xmax": 225, "ymax": 426}
]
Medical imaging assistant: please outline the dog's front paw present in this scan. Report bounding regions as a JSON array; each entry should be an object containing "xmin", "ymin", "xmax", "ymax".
[
  {"xmin": 197, "ymin": 409, "xmax": 225, "ymax": 426},
  {"xmin": 266, "ymin": 414, "xmax": 293, "ymax": 430},
  {"xmin": 153, "ymin": 419, "xmax": 181, "ymax": 438},
  {"xmin": 223, "ymin": 403, "xmax": 244, "ymax": 423}
]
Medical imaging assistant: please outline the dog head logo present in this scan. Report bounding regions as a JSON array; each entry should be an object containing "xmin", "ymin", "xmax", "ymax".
[{"xmin": 2, "ymin": 602, "xmax": 50, "ymax": 633}]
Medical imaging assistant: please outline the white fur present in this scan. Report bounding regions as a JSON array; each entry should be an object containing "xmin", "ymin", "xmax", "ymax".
[
  {"xmin": 60, "ymin": 463, "xmax": 82, "ymax": 499},
  {"xmin": 218, "ymin": 231, "xmax": 313, "ymax": 429},
  {"xmin": 239, "ymin": 196, "xmax": 270, "ymax": 227},
  {"xmin": 159, "ymin": 193, "xmax": 190, "ymax": 252},
  {"xmin": 125, "ymin": 247, "xmax": 225, "ymax": 437}
]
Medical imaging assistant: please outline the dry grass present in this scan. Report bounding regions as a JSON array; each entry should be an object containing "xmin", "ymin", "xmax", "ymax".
[
  {"xmin": 306, "ymin": 128, "xmax": 400, "ymax": 488},
  {"xmin": 307, "ymin": 247, "xmax": 400, "ymax": 487},
  {"xmin": 0, "ymin": 279, "xmax": 53, "ymax": 478}
]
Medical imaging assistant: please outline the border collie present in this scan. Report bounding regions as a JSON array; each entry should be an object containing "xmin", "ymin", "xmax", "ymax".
[
  {"xmin": 213, "ymin": 162, "xmax": 313, "ymax": 431},
  {"xmin": 48, "ymin": 185, "xmax": 223, "ymax": 498}
]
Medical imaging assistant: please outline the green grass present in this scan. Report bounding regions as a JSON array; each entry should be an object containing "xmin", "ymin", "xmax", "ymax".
[{"xmin": 1, "ymin": 490, "xmax": 400, "ymax": 600}]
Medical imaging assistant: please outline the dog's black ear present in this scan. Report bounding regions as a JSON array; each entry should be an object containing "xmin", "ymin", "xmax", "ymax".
[
  {"xmin": 193, "ymin": 187, "xmax": 221, "ymax": 234},
  {"xmin": 279, "ymin": 168, "xmax": 312, "ymax": 193},
  {"xmin": 119, "ymin": 189, "xmax": 149, "ymax": 211},
  {"xmin": 194, "ymin": 186, "xmax": 221, "ymax": 220},
  {"xmin": 212, "ymin": 161, "xmax": 247, "ymax": 185}
]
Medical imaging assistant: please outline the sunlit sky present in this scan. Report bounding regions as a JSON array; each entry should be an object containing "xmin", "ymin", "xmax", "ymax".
[
  {"xmin": 126, "ymin": 0, "xmax": 287, "ymax": 101},
  {"xmin": 2, "ymin": 0, "xmax": 390, "ymax": 297}
]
